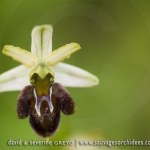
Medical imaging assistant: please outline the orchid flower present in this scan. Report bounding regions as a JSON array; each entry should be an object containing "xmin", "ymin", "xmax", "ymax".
[{"xmin": 0, "ymin": 25, "xmax": 99, "ymax": 138}]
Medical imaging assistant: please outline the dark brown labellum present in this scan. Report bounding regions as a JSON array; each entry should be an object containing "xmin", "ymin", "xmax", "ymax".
[
  {"xmin": 16, "ymin": 82, "xmax": 76, "ymax": 138},
  {"xmin": 52, "ymin": 83, "xmax": 76, "ymax": 115},
  {"xmin": 17, "ymin": 85, "xmax": 33, "ymax": 119}
]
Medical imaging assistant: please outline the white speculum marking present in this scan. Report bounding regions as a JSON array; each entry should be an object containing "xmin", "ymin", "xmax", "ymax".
[
  {"xmin": 33, "ymin": 86, "xmax": 54, "ymax": 116},
  {"xmin": 49, "ymin": 86, "xmax": 54, "ymax": 113}
]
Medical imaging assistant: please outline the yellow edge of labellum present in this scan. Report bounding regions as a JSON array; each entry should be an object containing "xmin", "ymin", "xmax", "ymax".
[
  {"xmin": 45, "ymin": 43, "xmax": 81, "ymax": 66},
  {"xmin": 45, "ymin": 137, "xmax": 49, "ymax": 141},
  {"xmin": 74, "ymin": 105, "xmax": 77, "ymax": 113},
  {"xmin": 2, "ymin": 45, "xmax": 38, "ymax": 68}
]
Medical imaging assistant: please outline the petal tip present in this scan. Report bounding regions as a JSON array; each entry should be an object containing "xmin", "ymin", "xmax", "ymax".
[
  {"xmin": 32, "ymin": 24, "xmax": 53, "ymax": 35},
  {"xmin": 70, "ymin": 43, "xmax": 81, "ymax": 50},
  {"xmin": 85, "ymin": 74, "xmax": 100, "ymax": 87},
  {"xmin": 91, "ymin": 76, "xmax": 100, "ymax": 86},
  {"xmin": 2, "ymin": 45, "xmax": 11, "ymax": 54}
]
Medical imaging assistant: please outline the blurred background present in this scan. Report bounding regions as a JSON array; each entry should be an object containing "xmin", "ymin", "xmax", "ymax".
[{"xmin": 0, "ymin": 0, "xmax": 150, "ymax": 150}]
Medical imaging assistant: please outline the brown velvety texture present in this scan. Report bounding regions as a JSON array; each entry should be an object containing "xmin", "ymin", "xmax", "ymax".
[{"xmin": 16, "ymin": 82, "xmax": 75, "ymax": 138}]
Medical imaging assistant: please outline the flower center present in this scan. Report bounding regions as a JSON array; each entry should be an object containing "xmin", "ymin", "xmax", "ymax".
[{"xmin": 29, "ymin": 62, "xmax": 55, "ymax": 116}]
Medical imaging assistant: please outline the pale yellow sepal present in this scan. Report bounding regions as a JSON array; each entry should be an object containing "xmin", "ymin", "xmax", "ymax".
[
  {"xmin": 31, "ymin": 25, "xmax": 53, "ymax": 61},
  {"xmin": 2, "ymin": 45, "xmax": 38, "ymax": 68},
  {"xmin": 45, "ymin": 43, "xmax": 81, "ymax": 66}
]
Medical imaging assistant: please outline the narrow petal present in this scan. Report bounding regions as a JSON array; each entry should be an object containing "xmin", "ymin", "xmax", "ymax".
[
  {"xmin": 0, "ymin": 65, "xmax": 30, "ymax": 92},
  {"xmin": 46, "ymin": 43, "xmax": 81, "ymax": 66},
  {"xmin": 2, "ymin": 45, "xmax": 38, "ymax": 68},
  {"xmin": 53, "ymin": 62, "xmax": 99, "ymax": 87},
  {"xmin": 31, "ymin": 25, "xmax": 53, "ymax": 61}
]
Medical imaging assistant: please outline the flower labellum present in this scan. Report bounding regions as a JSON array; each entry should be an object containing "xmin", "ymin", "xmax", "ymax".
[
  {"xmin": 17, "ymin": 82, "xmax": 75, "ymax": 138},
  {"xmin": 1, "ymin": 25, "xmax": 99, "ymax": 138}
]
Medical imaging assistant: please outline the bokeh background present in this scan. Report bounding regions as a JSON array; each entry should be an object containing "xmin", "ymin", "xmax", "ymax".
[{"xmin": 0, "ymin": 0, "xmax": 150, "ymax": 150}]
